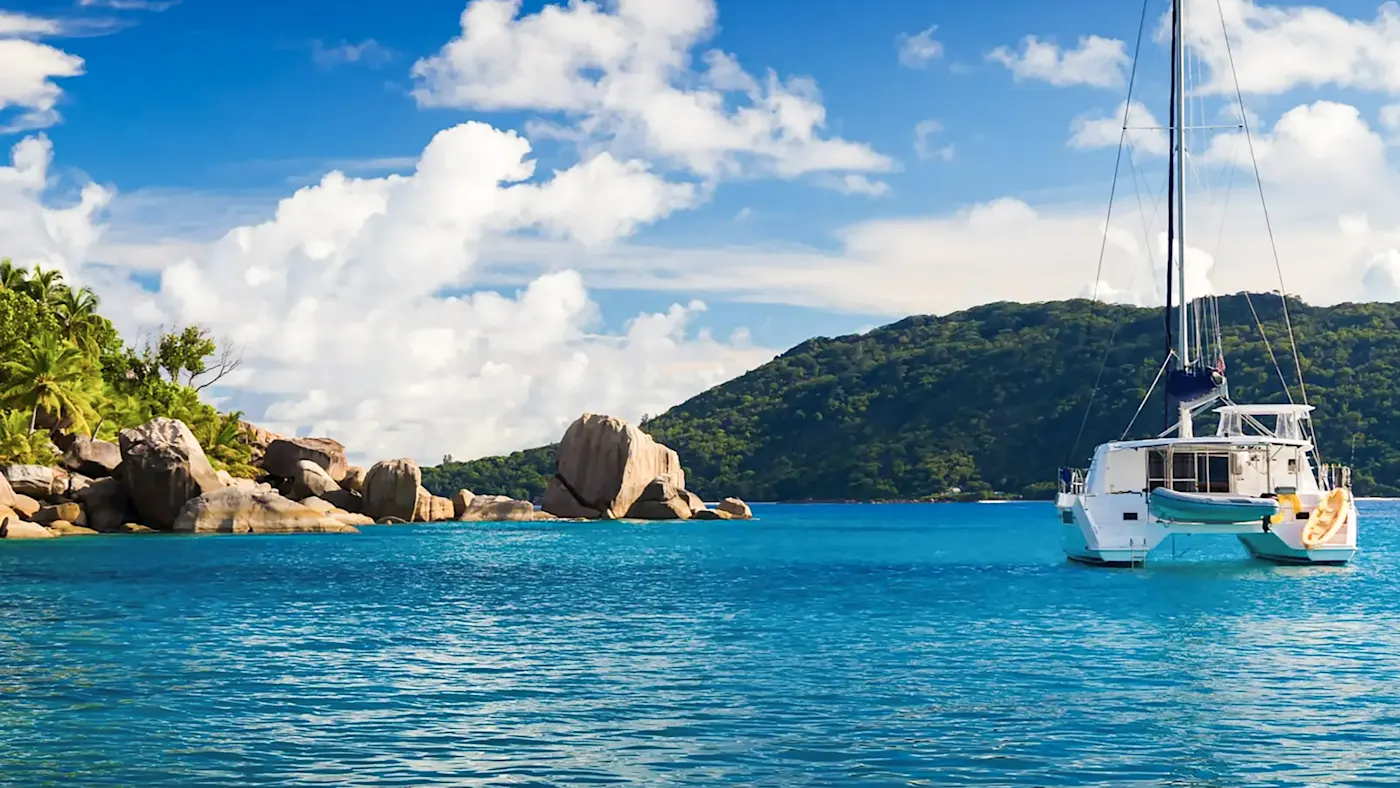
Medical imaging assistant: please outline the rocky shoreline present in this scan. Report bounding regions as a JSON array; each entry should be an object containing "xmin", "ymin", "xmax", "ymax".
[{"xmin": 0, "ymin": 412, "xmax": 751, "ymax": 540}]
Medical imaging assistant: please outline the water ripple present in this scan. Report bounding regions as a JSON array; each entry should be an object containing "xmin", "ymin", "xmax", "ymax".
[{"xmin": 1, "ymin": 502, "xmax": 1398, "ymax": 786}]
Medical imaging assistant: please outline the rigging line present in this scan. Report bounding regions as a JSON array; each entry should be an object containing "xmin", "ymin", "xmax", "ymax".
[
  {"xmin": 1215, "ymin": 0, "xmax": 1310, "ymax": 409},
  {"xmin": 1122, "ymin": 354, "xmax": 1174, "ymax": 440},
  {"xmin": 1066, "ymin": 0, "xmax": 1153, "ymax": 465}
]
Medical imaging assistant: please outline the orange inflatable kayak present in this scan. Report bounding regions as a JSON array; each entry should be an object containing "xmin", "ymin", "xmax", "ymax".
[{"xmin": 1302, "ymin": 488, "xmax": 1352, "ymax": 549}]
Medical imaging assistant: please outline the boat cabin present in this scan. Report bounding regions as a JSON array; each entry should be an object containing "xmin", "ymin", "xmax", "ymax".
[{"xmin": 1081, "ymin": 404, "xmax": 1319, "ymax": 500}]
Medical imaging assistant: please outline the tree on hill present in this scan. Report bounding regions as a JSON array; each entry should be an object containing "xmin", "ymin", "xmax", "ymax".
[
  {"xmin": 0, "ymin": 256, "xmax": 257, "ymax": 475},
  {"xmin": 422, "ymin": 295, "xmax": 1400, "ymax": 501}
]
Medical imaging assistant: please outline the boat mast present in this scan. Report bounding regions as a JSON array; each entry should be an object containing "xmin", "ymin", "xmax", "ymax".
[{"xmin": 1173, "ymin": 0, "xmax": 1189, "ymax": 369}]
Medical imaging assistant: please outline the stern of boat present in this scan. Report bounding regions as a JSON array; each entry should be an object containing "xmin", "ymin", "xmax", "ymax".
[{"xmin": 1237, "ymin": 497, "xmax": 1358, "ymax": 566}]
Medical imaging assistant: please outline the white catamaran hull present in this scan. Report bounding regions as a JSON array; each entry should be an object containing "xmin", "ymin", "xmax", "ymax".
[{"xmin": 1058, "ymin": 491, "xmax": 1357, "ymax": 566}]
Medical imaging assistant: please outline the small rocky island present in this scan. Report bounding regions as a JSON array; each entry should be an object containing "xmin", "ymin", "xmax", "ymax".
[{"xmin": 0, "ymin": 412, "xmax": 751, "ymax": 539}]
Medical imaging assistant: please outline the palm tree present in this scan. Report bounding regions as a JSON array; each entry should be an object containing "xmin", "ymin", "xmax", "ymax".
[
  {"xmin": 0, "ymin": 258, "xmax": 27, "ymax": 291},
  {"xmin": 0, "ymin": 334, "xmax": 95, "ymax": 434},
  {"xmin": 57, "ymin": 286, "xmax": 102, "ymax": 353},
  {"xmin": 25, "ymin": 267, "xmax": 67, "ymax": 309},
  {"xmin": 0, "ymin": 409, "xmax": 56, "ymax": 465}
]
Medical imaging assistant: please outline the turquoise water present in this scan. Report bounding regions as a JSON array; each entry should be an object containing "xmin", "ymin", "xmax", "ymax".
[{"xmin": 3, "ymin": 501, "xmax": 1399, "ymax": 786}]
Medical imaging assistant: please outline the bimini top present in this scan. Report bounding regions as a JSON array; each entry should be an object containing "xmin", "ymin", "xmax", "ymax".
[
  {"xmin": 1214, "ymin": 404, "xmax": 1315, "ymax": 417},
  {"xmin": 1103, "ymin": 435, "xmax": 1311, "ymax": 451},
  {"xmin": 1215, "ymin": 403, "xmax": 1314, "ymax": 441}
]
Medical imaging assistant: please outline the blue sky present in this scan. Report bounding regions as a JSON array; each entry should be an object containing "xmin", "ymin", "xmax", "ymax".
[{"xmin": 4, "ymin": 0, "xmax": 1400, "ymax": 461}]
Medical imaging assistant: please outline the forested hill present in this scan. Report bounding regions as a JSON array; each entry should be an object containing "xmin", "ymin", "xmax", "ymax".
[{"xmin": 422, "ymin": 295, "xmax": 1400, "ymax": 501}]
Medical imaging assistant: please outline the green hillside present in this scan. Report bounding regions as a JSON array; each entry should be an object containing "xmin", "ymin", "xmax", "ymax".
[{"xmin": 423, "ymin": 295, "xmax": 1400, "ymax": 501}]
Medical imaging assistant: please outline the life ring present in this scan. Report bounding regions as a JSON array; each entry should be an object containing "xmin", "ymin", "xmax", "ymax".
[{"xmin": 1301, "ymin": 488, "xmax": 1352, "ymax": 549}]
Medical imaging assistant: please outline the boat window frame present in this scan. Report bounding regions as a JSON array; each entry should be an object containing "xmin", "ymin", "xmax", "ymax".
[{"xmin": 1146, "ymin": 446, "xmax": 1235, "ymax": 494}]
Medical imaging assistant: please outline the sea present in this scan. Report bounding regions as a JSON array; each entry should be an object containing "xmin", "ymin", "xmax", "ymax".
[{"xmin": 2, "ymin": 501, "xmax": 1398, "ymax": 787}]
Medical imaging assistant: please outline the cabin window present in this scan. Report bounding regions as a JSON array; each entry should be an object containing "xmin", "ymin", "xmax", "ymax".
[
  {"xmin": 1061, "ymin": 510, "xmax": 1074, "ymax": 524},
  {"xmin": 1288, "ymin": 458, "xmax": 1298, "ymax": 473},
  {"xmin": 1148, "ymin": 450, "xmax": 1167, "ymax": 491},
  {"xmin": 1123, "ymin": 512, "xmax": 1139, "ymax": 521},
  {"xmin": 1146, "ymin": 449, "xmax": 1232, "ymax": 494}
]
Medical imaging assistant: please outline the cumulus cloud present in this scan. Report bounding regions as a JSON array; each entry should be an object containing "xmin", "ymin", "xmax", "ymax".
[
  {"xmin": 410, "ymin": 0, "xmax": 892, "ymax": 182},
  {"xmin": 988, "ymin": 35, "xmax": 1130, "ymax": 88},
  {"xmin": 1179, "ymin": 0, "xmax": 1400, "ymax": 95},
  {"xmin": 0, "ymin": 36, "xmax": 85, "ymax": 131},
  {"xmin": 0, "ymin": 135, "xmax": 111, "ymax": 278},
  {"xmin": 1069, "ymin": 100, "xmax": 1169, "ymax": 156},
  {"xmin": 20, "ymin": 122, "xmax": 768, "ymax": 465},
  {"xmin": 0, "ymin": 11, "xmax": 61, "ymax": 37},
  {"xmin": 477, "ymin": 96, "xmax": 1400, "ymax": 319},
  {"xmin": 896, "ymin": 25, "xmax": 943, "ymax": 69}
]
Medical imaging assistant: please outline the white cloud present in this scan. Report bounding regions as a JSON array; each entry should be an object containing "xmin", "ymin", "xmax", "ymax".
[
  {"xmin": 914, "ymin": 119, "xmax": 955, "ymax": 161},
  {"xmin": 1069, "ymin": 100, "xmax": 1169, "ymax": 156},
  {"xmin": 0, "ymin": 11, "xmax": 61, "ymax": 37},
  {"xmin": 475, "ymin": 97, "xmax": 1400, "ymax": 319},
  {"xmin": 0, "ymin": 38, "xmax": 85, "ymax": 131},
  {"xmin": 897, "ymin": 25, "xmax": 943, "ymax": 69},
  {"xmin": 988, "ymin": 34, "xmax": 1129, "ymax": 88},
  {"xmin": 1202, "ymin": 101, "xmax": 1388, "ymax": 204},
  {"xmin": 15, "ymin": 122, "xmax": 768, "ymax": 465},
  {"xmin": 1180, "ymin": 0, "xmax": 1400, "ymax": 96},
  {"xmin": 410, "ymin": 0, "xmax": 891, "ymax": 182},
  {"xmin": 78, "ymin": 0, "xmax": 180, "ymax": 10},
  {"xmin": 311, "ymin": 39, "xmax": 392, "ymax": 69},
  {"xmin": 0, "ymin": 135, "xmax": 111, "ymax": 280},
  {"xmin": 831, "ymin": 174, "xmax": 890, "ymax": 197}
]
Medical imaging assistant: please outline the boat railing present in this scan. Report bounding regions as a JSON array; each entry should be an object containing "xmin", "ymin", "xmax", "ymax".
[
  {"xmin": 1320, "ymin": 464, "xmax": 1352, "ymax": 491},
  {"xmin": 1058, "ymin": 468, "xmax": 1087, "ymax": 495}
]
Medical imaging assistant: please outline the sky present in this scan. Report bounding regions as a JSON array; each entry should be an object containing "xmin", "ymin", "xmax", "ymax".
[{"xmin": 5, "ymin": 0, "xmax": 1400, "ymax": 465}]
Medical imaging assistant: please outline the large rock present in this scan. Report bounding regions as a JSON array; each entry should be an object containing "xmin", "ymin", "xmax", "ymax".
[
  {"xmin": 412, "ymin": 486, "xmax": 432, "ymax": 523},
  {"xmin": 428, "ymin": 496, "xmax": 454, "ymax": 522},
  {"xmin": 341, "ymin": 466, "xmax": 366, "ymax": 493},
  {"xmin": 49, "ymin": 521, "xmax": 99, "ymax": 536},
  {"xmin": 64, "ymin": 472, "xmax": 94, "ymax": 498},
  {"xmin": 541, "ymin": 414, "xmax": 686, "ymax": 519},
  {"xmin": 238, "ymin": 421, "xmax": 284, "ymax": 465},
  {"xmin": 451, "ymin": 489, "xmax": 475, "ymax": 519},
  {"xmin": 361, "ymin": 459, "xmax": 420, "ymax": 521},
  {"xmin": 119, "ymin": 418, "xmax": 226, "ymax": 530},
  {"xmin": 1, "ymin": 517, "xmax": 55, "ymax": 539},
  {"xmin": 716, "ymin": 497, "xmax": 753, "ymax": 520},
  {"xmin": 0, "ymin": 474, "xmax": 13, "ymax": 509},
  {"xmin": 299, "ymin": 496, "xmax": 338, "ymax": 514},
  {"xmin": 289, "ymin": 460, "xmax": 340, "ymax": 500},
  {"xmin": 34, "ymin": 502, "xmax": 84, "ymax": 527},
  {"xmin": 73, "ymin": 477, "xmax": 129, "ymax": 533},
  {"xmin": 10, "ymin": 494, "xmax": 40, "ymax": 519},
  {"xmin": 172, "ymin": 487, "xmax": 359, "ymax": 534},
  {"xmin": 63, "ymin": 436, "xmax": 122, "ymax": 478},
  {"xmin": 322, "ymin": 488, "xmax": 363, "ymax": 514},
  {"xmin": 624, "ymin": 474, "xmax": 694, "ymax": 520},
  {"xmin": 461, "ymin": 494, "xmax": 535, "ymax": 522},
  {"xmin": 412, "ymin": 487, "xmax": 454, "ymax": 522},
  {"xmin": 329, "ymin": 512, "xmax": 374, "ymax": 527},
  {"xmin": 2, "ymin": 465, "xmax": 68, "ymax": 501},
  {"xmin": 262, "ymin": 437, "xmax": 348, "ymax": 482},
  {"xmin": 690, "ymin": 508, "xmax": 733, "ymax": 521}
]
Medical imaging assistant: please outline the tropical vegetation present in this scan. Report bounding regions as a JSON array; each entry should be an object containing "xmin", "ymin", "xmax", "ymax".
[
  {"xmin": 424, "ymin": 295, "xmax": 1400, "ymax": 501},
  {"xmin": 0, "ymin": 257, "xmax": 258, "ymax": 477}
]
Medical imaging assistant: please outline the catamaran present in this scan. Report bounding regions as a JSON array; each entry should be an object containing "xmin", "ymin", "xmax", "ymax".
[{"xmin": 1054, "ymin": 0, "xmax": 1357, "ymax": 566}]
